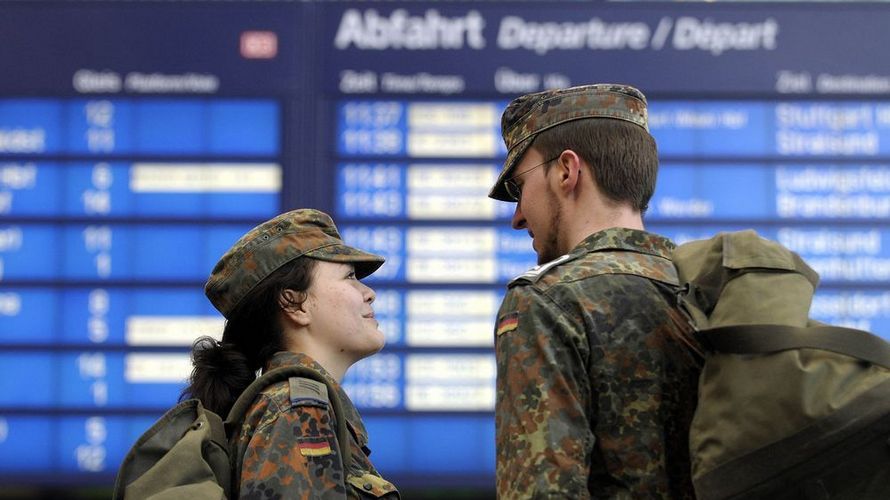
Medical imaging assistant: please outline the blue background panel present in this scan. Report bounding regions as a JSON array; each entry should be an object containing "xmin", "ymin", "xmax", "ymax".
[
  {"xmin": 649, "ymin": 102, "xmax": 772, "ymax": 157},
  {"xmin": 6, "ymin": 161, "xmax": 280, "ymax": 219},
  {"xmin": 0, "ymin": 162, "xmax": 62, "ymax": 216},
  {"xmin": 134, "ymin": 100, "xmax": 204, "ymax": 154},
  {"xmin": 62, "ymin": 225, "xmax": 132, "ymax": 280},
  {"xmin": 66, "ymin": 100, "xmax": 134, "ymax": 154},
  {"xmin": 58, "ymin": 416, "xmax": 130, "ymax": 474},
  {"xmin": 0, "ymin": 415, "xmax": 159, "ymax": 475},
  {"xmin": 63, "ymin": 162, "xmax": 133, "ymax": 217},
  {"xmin": 362, "ymin": 416, "xmax": 495, "ymax": 477},
  {"xmin": 60, "ymin": 288, "xmax": 129, "ymax": 345},
  {"xmin": 0, "ymin": 353, "xmax": 54, "ymax": 406},
  {"xmin": 59, "ymin": 287, "xmax": 219, "ymax": 345},
  {"xmin": 204, "ymin": 191, "xmax": 280, "ymax": 219},
  {"xmin": 59, "ymin": 353, "xmax": 127, "ymax": 408},
  {"xmin": 0, "ymin": 288, "xmax": 58, "ymax": 344},
  {"xmin": 649, "ymin": 164, "xmax": 774, "ymax": 220},
  {"xmin": 811, "ymin": 290, "xmax": 890, "ymax": 341},
  {"xmin": 0, "ymin": 225, "xmax": 59, "ymax": 280},
  {"xmin": 133, "ymin": 186, "xmax": 280, "ymax": 219},
  {"xmin": 0, "ymin": 224, "xmax": 249, "ymax": 282},
  {"xmin": 410, "ymin": 417, "xmax": 494, "ymax": 475},
  {"xmin": 208, "ymin": 100, "xmax": 280, "ymax": 155},
  {"xmin": 129, "ymin": 289, "xmax": 216, "ymax": 319},
  {"xmin": 0, "ymin": 416, "xmax": 53, "ymax": 471},
  {"xmin": 0, "ymin": 99, "xmax": 61, "ymax": 155},
  {"xmin": 131, "ymin": 227, "xmax": 204, "ymax": 280},
  {"xmin": 58, "ymin": 352, "xmax": 187, "ymax": 409},
  {"xmin": 337, "ymin": 101, "xmax": 408, "ymax": 157}
]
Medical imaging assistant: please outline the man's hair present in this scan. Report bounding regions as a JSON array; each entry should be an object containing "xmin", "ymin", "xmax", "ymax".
[{"xmin": 531, "ymin": 118, "xmax": 658, "ymax": 214}]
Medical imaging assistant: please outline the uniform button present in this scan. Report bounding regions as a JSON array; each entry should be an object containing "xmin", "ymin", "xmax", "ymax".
[{"xmin": 363, "ymin": 483, "xmax": 373, "ymax": 491}]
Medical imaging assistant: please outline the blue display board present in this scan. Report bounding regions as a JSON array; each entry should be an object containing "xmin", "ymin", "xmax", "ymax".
[{"xmin": 2, "ymin": 0, "xmax": 890, "ymax": 492}]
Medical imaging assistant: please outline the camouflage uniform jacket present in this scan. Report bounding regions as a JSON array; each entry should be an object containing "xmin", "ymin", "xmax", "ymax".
[
  {"xmin": 494, "ymin": 227, "xmax": 701, "ymax": 499},
  {"xmin": 232, "ymin": 351, "xmax": 399, "ymax": 499}
]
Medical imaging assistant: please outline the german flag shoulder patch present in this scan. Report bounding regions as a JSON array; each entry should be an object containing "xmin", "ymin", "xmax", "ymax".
[
  {"xmin": 496, "ymin": 312, "xmax": 519, "ymax": 336},
  {"xmin": 298, "ymin": 437, "xmax": 333, "ymax": 457}
]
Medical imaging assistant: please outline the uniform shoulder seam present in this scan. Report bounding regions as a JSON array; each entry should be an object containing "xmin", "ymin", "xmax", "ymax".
[
  {"xmin": 249, "ymin": 391, "xmax": 289, "ymax": 434},
  {"xmin": 508, "ymin": 253, "xmax": 576, "ymax": 287}
]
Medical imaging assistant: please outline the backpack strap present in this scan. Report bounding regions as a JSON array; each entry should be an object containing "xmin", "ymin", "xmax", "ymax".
[
  {"xmin": 224, "ymin": 366, "xmax": 351, "ymax": 468},
  {"xmin": 700, "ymin": 324, "xmax": 890, "ymax": 370}
]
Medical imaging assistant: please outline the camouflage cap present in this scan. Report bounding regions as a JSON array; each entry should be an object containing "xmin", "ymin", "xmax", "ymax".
[
  {"xmin": 489, "ymin": 83, "xmax": 650, "ymax": 201},
  {"xmin": 204, "ymin": 209, "xmax": 384, "ymax": 318}
]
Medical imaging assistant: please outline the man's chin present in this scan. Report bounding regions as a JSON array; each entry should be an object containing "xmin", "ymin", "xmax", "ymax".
[{"xmin": 536, "ymin": 252, "xmax": 558, "ymax": 265}]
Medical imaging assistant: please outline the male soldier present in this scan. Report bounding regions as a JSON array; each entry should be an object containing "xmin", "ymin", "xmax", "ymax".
[{"xmin": 489, "ymin": 84, "xmax": 701, "ymax": 498}]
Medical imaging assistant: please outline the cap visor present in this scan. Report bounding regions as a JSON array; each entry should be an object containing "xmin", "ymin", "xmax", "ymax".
[
  {"xmin": 305, "ymin": 244, "xmax": 385, "ymax": 279},
  {"xmin": 489, "ymin": 138, "xmax": 533, "ymax": 201}
]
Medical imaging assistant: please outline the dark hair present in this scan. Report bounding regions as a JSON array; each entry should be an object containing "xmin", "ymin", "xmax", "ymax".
[
  {"xmin": 531, "ymin": 118, "xmax": 658, "ymax": 214},
  {"xmin": 181, "ymin": 257, "xmax": 317, "ymax": 416}
]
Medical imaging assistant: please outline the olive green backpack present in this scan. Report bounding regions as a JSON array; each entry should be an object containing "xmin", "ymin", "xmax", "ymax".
[
  {"xmin": 112, "ymin": 366, "xmax": 349, "ymax": 500},
  {"xmin": 673, "ymin": 230, "xmax": 890, "ymax": 500}
]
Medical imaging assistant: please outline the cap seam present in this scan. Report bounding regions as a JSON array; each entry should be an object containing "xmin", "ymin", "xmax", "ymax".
[
  {"xmin": 505, "ymin": 87, "xmax": 646, "ymax": 138},
  {"xmin": 207, "ymin": 229, "xmax": 297, "ymax": 287},
  {"xmin": 305, "ymin": 242, "xmax": 384, "ymax": 263},
  {"xmin": 211, "ymin": 227, "xmax": 345, "ymax": 284},
  {"xmin": 303, "ymin": 241, "xmax": 343, "ymax": 255},
  {"xmin": 507, "ymin": 111, "xmax": 646, "ymax": 158}
]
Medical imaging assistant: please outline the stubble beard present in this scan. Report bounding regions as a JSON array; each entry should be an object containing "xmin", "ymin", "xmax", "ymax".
[{"xmin": 536, "ymin": 187, "xmax": 564, "ymax": 265}]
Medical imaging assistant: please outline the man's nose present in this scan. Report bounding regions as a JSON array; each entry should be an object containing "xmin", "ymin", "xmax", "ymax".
[{"xmin": 511, "ymin": 202, "xmax": 526, "ymax": 230}]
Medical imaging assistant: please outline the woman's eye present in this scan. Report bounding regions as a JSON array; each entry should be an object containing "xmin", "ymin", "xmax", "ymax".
[{"xmin": 346, "ymin": 271, "xmax": 356, "ymax": 280}]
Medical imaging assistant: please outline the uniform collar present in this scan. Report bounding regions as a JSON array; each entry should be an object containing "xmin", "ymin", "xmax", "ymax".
[
  {"xmin": 265, "ymin": 351, "xmax": 369, "ymax": 447},
  {"xmin": 573, "ymin": 226, "xmax": 675, "ymax": 260}
]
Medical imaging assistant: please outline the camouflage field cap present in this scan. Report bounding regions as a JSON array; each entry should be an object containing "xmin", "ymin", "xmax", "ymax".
[
  {"xmin": 489, "ymin": 83, "xmax": 650, "ymax": 201},
  {"xmin": 205, "ymin": 209, "xmax": 384, "ymax": 317}
]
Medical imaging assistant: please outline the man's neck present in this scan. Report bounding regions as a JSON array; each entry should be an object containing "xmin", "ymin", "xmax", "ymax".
[{"xmin": 563, "ymin": 205, "xmax": 644, "ymax": 253}]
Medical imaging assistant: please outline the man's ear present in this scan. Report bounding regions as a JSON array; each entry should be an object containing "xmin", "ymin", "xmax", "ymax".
[
  {"xmin": 555, "ymin": 150, "xmax": 583, "ymax": 195},
  {"xmin": 279, "ymin": 289, "xmax": 311, "ymax": 327}
]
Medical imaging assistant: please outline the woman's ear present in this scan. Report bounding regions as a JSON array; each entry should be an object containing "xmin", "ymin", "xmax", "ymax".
[{"xmin": 279, "ymin": 289, "xmax": 311, "ymax": 327}]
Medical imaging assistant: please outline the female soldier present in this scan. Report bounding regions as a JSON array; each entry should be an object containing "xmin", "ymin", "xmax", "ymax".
[{"xmin": 183, "ymin": 208, "xmax": 399, "ymax": 498}]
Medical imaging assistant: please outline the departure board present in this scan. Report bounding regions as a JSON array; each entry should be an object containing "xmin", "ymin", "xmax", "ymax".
[{"xmin": 2, "ymin": 1, "xmax": 890, "ymax": 492}]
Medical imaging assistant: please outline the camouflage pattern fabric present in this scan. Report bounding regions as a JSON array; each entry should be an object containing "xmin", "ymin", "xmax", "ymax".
[
  {"xmin": 489, "ymin": 84, "xmax": 650, "ymax": 201},
  {"xmin": 232, "ymin": 351, "xmax": 399, "ymax": 499},
  {"xmin": 205, "ymin": 209, "xmax": 384, "ymax": 318},
  {"xmin": 494, "ymin": 227, "xmax": 701, "ymax": 499}
]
